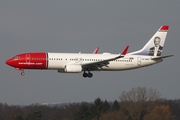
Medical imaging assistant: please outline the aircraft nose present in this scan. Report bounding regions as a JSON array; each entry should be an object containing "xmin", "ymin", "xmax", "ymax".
[{"xmin": 6, "ymin": 59, "xmax": 12, "ymax": 66}]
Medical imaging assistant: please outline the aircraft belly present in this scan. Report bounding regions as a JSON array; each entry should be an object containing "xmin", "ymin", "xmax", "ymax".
[{"xmin": 48, "ymin": 61, "xmax": 65, "ymax": 69}]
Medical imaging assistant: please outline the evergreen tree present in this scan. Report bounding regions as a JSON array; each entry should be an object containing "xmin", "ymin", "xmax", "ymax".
[
  {"xmin": 102, "ymin": 100, "xmax": 110, "ymax": 113},
  {"xmin": 74, "ymin": 104, "xmax": 92, "ymax": 120},
  {"xmin": 25, "ymin": 111, "xmax": 42, "ymax": 120},
  {"xmin": 112, "ymin": 100, "xmax": 120, "ymax": 111},
  {"xmin": 15, "ymin": 115, "xmax": 23, "ymax": 120},
  {"xmin": 94, "ymin": 98, "xmax": 103, "ymax": 118}
]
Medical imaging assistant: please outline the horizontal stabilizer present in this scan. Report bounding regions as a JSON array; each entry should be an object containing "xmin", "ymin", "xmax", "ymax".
[{"xmin": 151, "ymin": 55, "xmax": 174, "ymax": 60}]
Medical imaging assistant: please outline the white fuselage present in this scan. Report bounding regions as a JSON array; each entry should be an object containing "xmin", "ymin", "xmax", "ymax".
[{"xmin": 47, "ymin": 53, "xmax": 162, "ymax": 71}]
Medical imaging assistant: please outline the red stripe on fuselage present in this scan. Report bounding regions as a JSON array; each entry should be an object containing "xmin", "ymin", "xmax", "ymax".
[
  {"xmin": 7, "ymin": 52, "xmax": 47, "ymax": 69},
  {"xmin": 29, "ymin": 52, "xmax": 47, "ymax": 69}
]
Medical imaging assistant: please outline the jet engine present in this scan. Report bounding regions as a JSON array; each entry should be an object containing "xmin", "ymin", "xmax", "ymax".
[{"xmin": 63, "ymin": 64, "xmax": 82, "ymax": 73}]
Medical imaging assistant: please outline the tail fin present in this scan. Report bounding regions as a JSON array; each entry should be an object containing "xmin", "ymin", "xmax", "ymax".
[{"xmin": 129, "ymin": 26, "xmax": 169, "ymax": 56}]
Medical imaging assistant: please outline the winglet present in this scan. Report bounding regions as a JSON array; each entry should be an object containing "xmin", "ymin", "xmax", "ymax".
[
  {"xmin": 121, "ymin": 46, "xmax": 129, "ymax": 56},
  {"xmin": 93, "ymin": 47, "xmax": 99, "ymax": 54}
]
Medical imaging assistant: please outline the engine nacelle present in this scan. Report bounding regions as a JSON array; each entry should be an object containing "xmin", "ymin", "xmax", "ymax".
[{"xmin": 64, "ymin": 64, "xmax": 82, "ymax": 73}]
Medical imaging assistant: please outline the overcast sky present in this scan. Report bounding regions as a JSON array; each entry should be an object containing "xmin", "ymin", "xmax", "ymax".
[{"xmin": 0, "ymin": 0, "xmax": 179, "ymax": 105}]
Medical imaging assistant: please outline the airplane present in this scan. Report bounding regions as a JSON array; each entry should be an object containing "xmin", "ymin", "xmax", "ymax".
[{"xmin": 6, "ymin": 25, "xmax": 173, "ymax": 78}]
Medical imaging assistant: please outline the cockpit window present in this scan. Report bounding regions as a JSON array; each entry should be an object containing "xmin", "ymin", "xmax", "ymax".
[{"xmin": 13, "ymin": 56, "xmax": 20, "ymax": 60}]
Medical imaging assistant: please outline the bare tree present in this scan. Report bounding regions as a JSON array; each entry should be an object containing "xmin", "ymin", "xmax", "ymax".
[
  {"xmin": 143, "ymin": 105, "xmax": 171, "ymax": 120},
  {"xmin": 119, "ymin": 87, "xmax": 160, "ymax": 120}
]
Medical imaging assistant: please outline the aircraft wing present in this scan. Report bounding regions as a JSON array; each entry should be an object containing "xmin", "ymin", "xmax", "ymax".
[
  {"xmin": 151, "ymin": 55, "xmax": 174, "ymax": 60},
  {"xmin": 80, "ymin": 46, "xmax": 129, "ymax": 70}
]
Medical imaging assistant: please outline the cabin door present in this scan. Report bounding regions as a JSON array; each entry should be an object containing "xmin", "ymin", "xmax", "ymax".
[
  {"xmin": 26, "ymin": 54, "xmax": 31, "ymax": 64},
  {"xmin": 137, "ymin": 57, "xmax": 141, "ymax": 66}
]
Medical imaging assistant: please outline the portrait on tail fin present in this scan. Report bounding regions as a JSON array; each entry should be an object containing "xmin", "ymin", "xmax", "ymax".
[
  {"xmin": 148, "ymin": 36, "xmax": 163, "ymax": 56},
  {"xmin": 128, "ymin": 26, "xmax": 168, "ymax": 56}
]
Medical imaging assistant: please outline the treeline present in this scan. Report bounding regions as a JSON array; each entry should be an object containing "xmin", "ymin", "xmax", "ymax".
[
  {"xmin": 0, "ymin": 99, "xmax": 118, "ymax": 120},
  {"xmin": 0, "ymin": 87, "xmax": 180, "ymax": 120}
]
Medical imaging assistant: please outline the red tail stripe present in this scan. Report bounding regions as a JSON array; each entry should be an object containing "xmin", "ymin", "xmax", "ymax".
[{"xmin": 160, "ymin": 26, "xmax": 169, "ymax": 30}]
